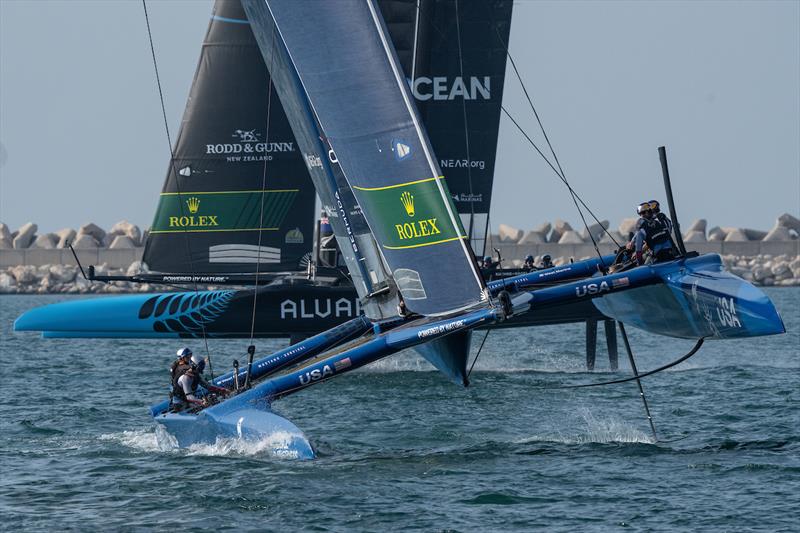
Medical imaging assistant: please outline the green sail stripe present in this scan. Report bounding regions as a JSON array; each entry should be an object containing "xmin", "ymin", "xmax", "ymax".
[
  {"xmin": 353, "ymin": 176, "xmax": 464, "ymax": 250},
  {"xmin": 151, "ymin": 190, "xmax": 298, "ymax": 233}
]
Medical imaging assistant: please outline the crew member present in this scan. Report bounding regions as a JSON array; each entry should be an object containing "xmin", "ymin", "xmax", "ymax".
[
  {"xmin": 632, "ymin": 202, "xmax": 675, "ymax": 264},
  {"xmin": 171, "ymin": 353, "xmax": 229, "ymax": 411},
  {"xmin": 170, "ymin": 348, "xmax": 193, "ymax": 390},
  {"xmin": 539, "ymin": 254, "xmax": 554, "ymax": 269},
  {"xmin": 648, "ymin": 200, "xmax": 674, "ymax": 233},
  {"xmin": 649, "ymin": 199, "xmax": 677, "ymax": 248},
  {"xmin": 483, "ymin": 256, "xmax": 497, "ymax": 272},
  {"xmin": 523, "ymin": 255, "xmax": 536, "ymax": 271}
]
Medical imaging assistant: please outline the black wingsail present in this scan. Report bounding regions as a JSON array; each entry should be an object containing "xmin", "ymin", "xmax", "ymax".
[
  {"xmin": 380, "ymin": 0, "xmax": 514, "ymax": 257},
  {"xmin": 142, "ymin": 0, "xmax": 315, "ymax": 275}
]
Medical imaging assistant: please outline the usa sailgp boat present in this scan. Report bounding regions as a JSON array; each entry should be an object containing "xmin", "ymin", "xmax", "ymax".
[{"xmin": 144, "ymin": 0, "xmax": 782, "ymax": 458}]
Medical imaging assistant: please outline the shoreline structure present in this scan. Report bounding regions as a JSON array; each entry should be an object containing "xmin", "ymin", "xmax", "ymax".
[{"xmin": 1, "ymin": 215, "xmax": 799, "ymax": 294}]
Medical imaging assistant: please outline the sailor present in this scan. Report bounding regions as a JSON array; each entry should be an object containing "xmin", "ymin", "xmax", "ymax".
[
  {"xmin": 539, "ymin": 254, "xmax": 554, "ymax": 270},
  {"xmin": 523, "ymin": 255, "xmax": 536, "ymax": 271},
  {"xmin": 483, "ymin": 256, "xmax": 497, "ymax": 272},
  {"xmin": 170, "ymin": 348, "xmax": 194, "ymax": 390},
  {"xmin": 649, "ymin": 199, "xmax": 678, "ymax": 251},
  {"xmin": 648, "ymin": 200, "xmax": 674, "ymax": 234},
  {"xmin": 632, "ymin": 202, "xmax": 675, "ymax": 264},
  {"xmin": 171, "ymin": 353, "xmax": 229, "ymax": 411}
]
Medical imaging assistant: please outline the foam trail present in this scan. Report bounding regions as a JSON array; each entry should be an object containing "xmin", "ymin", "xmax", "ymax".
[{"xmin": 101, "ymin": 427, "xmax": 302, "ymax": 458}]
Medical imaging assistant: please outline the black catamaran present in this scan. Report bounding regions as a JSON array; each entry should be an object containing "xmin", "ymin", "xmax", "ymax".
[
  {"xmin": 17, "ymin": 0, "xmax": 606, "ymax": 342},
  {"xmin": 15, "ymin": 0, "xmax": 784, "ymax": 458}
]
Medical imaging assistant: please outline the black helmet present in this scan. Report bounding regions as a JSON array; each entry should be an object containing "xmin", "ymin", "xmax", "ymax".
[
  {"xmin": 648, "ymin": 200, "xmax": 661, "ymax": 213},
  {"xmin": 525, "ymin": 255, "xmax": 534, "ymax": 262},
  {"xmin": 543, "ymin": 254, "xmax": 552, "ymax": 261},
  {"xmin": 484, "ymin": 256, "xmax": 492, "ymax": 262}
]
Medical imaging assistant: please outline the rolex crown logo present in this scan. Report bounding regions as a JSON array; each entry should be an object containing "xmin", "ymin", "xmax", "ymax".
[
  {"xmin": 400, "ymin": 191, "xmax": 415, "ymax": 217},
  {"xmin": 186, "ymin": 197, "xmax": 200, "ymax": 214}
]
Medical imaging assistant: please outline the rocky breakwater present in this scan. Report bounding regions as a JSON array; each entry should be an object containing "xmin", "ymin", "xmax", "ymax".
[
  {"xmin": 0, "ymin": 220, "xmax": 144, "ymax": 250},
  {"xmin": 0, "ymin": 262, "xmax": 160, "ymax": 294}
]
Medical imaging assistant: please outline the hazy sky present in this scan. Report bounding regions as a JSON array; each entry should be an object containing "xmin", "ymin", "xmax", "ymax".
[{"xmin": 1, "ymin": 0, "xmax": 798, "ymax": 235}]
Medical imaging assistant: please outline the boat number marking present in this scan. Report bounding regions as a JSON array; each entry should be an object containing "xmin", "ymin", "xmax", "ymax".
[
  {"xmin": 716, "ymin": 297, "xmax": 742, "ymax": 328},
  {"xmin": 575, "ymin": 281, "xmax": 610, "ymax": 298},
  {"xmin": 298, "ymin": 364, "xmax": 334, "ymax": 385}
]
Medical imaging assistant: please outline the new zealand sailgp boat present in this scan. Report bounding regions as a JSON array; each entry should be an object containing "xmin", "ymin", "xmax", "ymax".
[
  {"xmin": 18, "ymin": 0, "xmax": 590, "ymax": 344},
  {"xmin": 144, "ymin": 0, "xmax": 782, "ymax": 458}
]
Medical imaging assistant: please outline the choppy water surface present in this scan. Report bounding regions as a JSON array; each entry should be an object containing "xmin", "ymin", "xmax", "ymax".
[{"xmin": 1, "ymin": 290, "xmax": 798, "ymax": 531}]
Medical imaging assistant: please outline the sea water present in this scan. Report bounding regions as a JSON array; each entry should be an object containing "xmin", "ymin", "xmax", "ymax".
[{"xmin": 1, "ymin": 290, "xmax": 798, "ymax": 531}]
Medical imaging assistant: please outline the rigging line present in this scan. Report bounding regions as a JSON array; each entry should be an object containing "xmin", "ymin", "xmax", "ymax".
[
  {"xmin": 466, "ymin": 329, "xmax": 491, "ymax": 381},
  {"xmin": 619, "ymin": 322, "xmax": 657, "ymax": 441},
  {"xmin": 249, "ymin": 23, "xmax": 278, "ymax": 344},
  {"xmin": 482, "ymin": 4, "xmax": 621, "ymax": 250},
  {"xmin": 500, "ymin": 106, "xmax": 619, "ymax": 254},
  {"xmin": 453, "ymin": 0, "xmax": 478, "ymax": 256},
  {"xmin": 142, "ymin": 0, "xmax": 213, "ymax": 374},
  {"xmin": 553, "ymin": 337, "xmax": 705, "ymax": 389}
]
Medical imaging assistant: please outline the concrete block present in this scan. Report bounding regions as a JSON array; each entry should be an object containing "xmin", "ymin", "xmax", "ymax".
[
  {"xmin": 498, "ymin": 223, "xmax": 523, "ymax": 243},
  {"xmin": 12, "ymin": 222, "xmax": 37, "ymax": 249}
]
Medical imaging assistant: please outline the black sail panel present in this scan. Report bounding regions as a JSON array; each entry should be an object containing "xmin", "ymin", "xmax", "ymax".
[
  {"xmin": 379, "ymin": 0, "xmax": 514, "ymax": 257},
  {"xmin": 143, "ymin": 0, "xmax": 315, "ymax": 274}
]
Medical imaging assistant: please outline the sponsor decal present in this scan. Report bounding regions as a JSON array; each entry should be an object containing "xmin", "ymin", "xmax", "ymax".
[
  {"xmin": 333, "ymin": 357, "xmax": 352, "ymax": 371},
  {"xmin": 411, "ymin": 76, "xmax": 491, "ymax": 101},
  {"xmin": 353, "ymin": 176, "xmax": 462, "ymax": 250},
  {"xmin": 151, "ymin": 190, "xmax": 298, "ymax": 234},
  {"xmin": 298, "ymin": 364, "xmax": 334, "ymax": 385},
  {"xmin": 575, "ymin": 280, "xmax": 611, "ymax": 298},
  {"xmin": 304, "ymin": 153, "xmax": 323, "ymax": 170},
  {"xmin": 168, "ymin": 197, "xmax": 219, "ymax": 229},
  {"xmin": 179, "ymin": 166, "xmax": 192, "ymax": 177},
  {"xmin": 205, "ymin": 129, "xmax": 295, "ymax": 163},
  {"xmin": 285, "ymin": 227, "xmax": 304, "ymax": 244},
  {"xmin": 393, "ymin": 139, "xmax": 412, "ymax": 161},
  {"xmin": 452, "ymin": 193, "xmax": 484, "ymax": 203},
  {"xmin": 161, "ymin": 275, "xmax": 230, "ymax": 283},
  {"xmin": 280, "ymin": 297, "xmax": 361, "ymax": 319},
  {"xmin": 417, "ymin": 319, "xmax": 466, "ymax": 339},
  {"xmin": 440, "ymin": 159, "xmax": 486, "ymax": 171}
]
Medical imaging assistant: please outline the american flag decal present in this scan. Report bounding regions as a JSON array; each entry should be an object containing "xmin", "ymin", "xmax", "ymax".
[
  {"xmin": 334, "ymin": 357, "xmax": 352, "ymax": 371},
  {"xmin": 612, "ymin": 277, "xmax": 630, "ymax": 288}
]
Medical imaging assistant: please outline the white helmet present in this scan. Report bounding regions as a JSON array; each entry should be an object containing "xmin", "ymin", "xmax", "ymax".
[
  {"xmin": 176, "ymin": 347, "xmax": 192, "ymax": 358},
  {"xmin": 191, "ymin": 354, "xmax": 204, "ymax": 366}
]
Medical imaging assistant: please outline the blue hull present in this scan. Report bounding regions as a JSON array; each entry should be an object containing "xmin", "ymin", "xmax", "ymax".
[
  {"xmin": 592, "ymin": 254, "xmax": 785, "ymax": 339},
  {"xmin": 154, "ymin": 407, "xmax": 314, "ymax": 460}
]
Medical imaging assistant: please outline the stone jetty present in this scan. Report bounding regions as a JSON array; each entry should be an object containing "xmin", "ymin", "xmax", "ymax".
[{"xmin": 0, "ymin": 215, "xmax": 798, "ymax": 294}]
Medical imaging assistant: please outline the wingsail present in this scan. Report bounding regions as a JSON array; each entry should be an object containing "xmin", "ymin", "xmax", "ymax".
[
  {"xmin": 244, "ymin": 0, "xmax": 488, "ymax": 316},
  {"xmin": 142, "ymin": 0, "xmax": 315, "ymax": 275},
  {"xmin": 382, "ymin": 0, "xmax": 514, "ymax": 256}
]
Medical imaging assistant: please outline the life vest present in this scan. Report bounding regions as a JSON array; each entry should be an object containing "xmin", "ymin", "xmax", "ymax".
[
  {"xmin": 170, "ymin": 360, "xmax": 192, "ymax": 387},
  {"xmin": 170, "ymin": 360, "xmax": 193, "ymax": 402},
  {"xmin": 643, "ymin": 217, "xmax": 671, "ymax": 249},
  {"xmin": 172, "ymin": 372, "xmax": 201, "ymax": 403}
]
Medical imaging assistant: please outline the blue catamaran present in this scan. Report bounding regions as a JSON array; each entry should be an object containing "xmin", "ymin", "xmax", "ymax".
[{"xmin": 141, "ymin": 0, "xmax": 783, "ymax": 458}]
